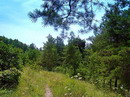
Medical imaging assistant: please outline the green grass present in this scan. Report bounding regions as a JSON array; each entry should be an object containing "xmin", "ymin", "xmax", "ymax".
[{"xmin": 0, "ymin": 66, "xmax": 122, "ymax": 97}]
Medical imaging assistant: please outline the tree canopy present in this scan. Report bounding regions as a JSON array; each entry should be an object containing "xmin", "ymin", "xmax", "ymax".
[{"xmin": 29, "ymin": 0, "xmax": 106, "ymax": 33}]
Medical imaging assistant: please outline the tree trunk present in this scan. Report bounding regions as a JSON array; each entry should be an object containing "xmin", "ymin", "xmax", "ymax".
[
  {"xmin": 110, "ymin": 79, "xmax": 112, "ymax": 89},
  {"xmin": 73, "ymin": 67, "xmax": 76, "ymax": 75},
  {"xmin": 115, "ymin": 78, "xmax": 118, "ymax": 89}
]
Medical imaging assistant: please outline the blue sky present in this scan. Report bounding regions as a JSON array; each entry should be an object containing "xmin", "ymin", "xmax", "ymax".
[{"xmin": 0, "ymin": 0, "xmax": 112, "ymax": 48}]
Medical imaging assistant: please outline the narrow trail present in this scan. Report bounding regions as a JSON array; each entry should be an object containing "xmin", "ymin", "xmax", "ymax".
[{"xmin": 45, "ymin": 85, "xmax": 53, "ymax": 97}]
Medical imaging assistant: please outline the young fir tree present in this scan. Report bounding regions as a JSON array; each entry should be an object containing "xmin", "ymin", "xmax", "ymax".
[{"xmin": 41, "ymin": 35, "xmax": 59, "ymax": 70}]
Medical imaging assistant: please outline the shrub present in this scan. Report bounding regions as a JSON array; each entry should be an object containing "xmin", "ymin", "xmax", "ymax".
[
  {"xmin": 53, "ymin": 66, "xmax": 66, "ymax": 73},
  {"xmin": 0, "ymin": 68, "xmax": 21, "ymax": 88}
]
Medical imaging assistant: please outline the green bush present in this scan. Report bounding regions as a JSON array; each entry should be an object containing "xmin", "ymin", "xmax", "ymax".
[
  {"xmin": 53, "ymin": 66, "xmax": 66, "ymax": 73},
  {"xmin": 0, "ymin": 68, "xmax": 21, "ymax": 88},
  {"xmin": 29, "ymin": 64, "xmax": 43, "ymax": 70},
  {"xmin": 53, "ymin": 65, "xmax": 74, "ymax": 77}
]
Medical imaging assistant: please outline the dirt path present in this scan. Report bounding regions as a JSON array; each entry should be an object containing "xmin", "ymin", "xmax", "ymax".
[{"xmin": 45, "ymin": 85, "xmax": 53, "ymax": 97}]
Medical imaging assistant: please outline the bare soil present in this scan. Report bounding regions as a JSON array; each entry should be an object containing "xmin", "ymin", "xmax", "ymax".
[{"xmin": 45, "ymin": 85, "xmax": 53, "ymax": 97}]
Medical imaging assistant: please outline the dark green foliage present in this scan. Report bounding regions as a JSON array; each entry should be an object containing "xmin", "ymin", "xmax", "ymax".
[
  {"xmin": 29, "ymin": 0, "xmax": 104, "ymax": 33},
  {"xmin": 1, "ymin": 0, "xmax": 129, "ymax": 95},
  {"xmin": 40, "ymin": 35, "xmax": 60, "ymax": 70},
  {"xmin": 101, "ymin": 0, "xmax": 130, "ymax": 47},
  {"xmin": 82, "ymin": 1, "xmax": 130, "ymax": 94},
  {"xmin": 0, "ymin": 42, "xmax": 22, "ymax": 71},
  {"xmin": 70, "ymin": 38, "xmax": 85, "ymax": 58},
  {"xmin": 28, "ymin": 0, "xmax": 130, "ymax": 95},
  {"xmin": 0, "ymin": 36, "xmax": 28, "ymax": 51},
  {"xmin": 20, "ymin": 52, "xmax": 29, "ymax": 66},
  {"xmin": 63, "ymin": 44, "xmax": 82, "ymax": 75},
  {"xmin": 0, "ymin": 36, "xmax": 41, "ymax": 88},
  {"xmin": 0, "ymin": 36, "xmax": 39, "ymax": 52},
  {"xmin": 68, "ymin": 32, "xmax": 86, "ymax": 57},
  {"xmin": 90, "ymin": 33, "xmax": 111, "ymax": 51},
  {"xmin": 26, "ymin": 48, "xmax": 41, "ymax": 63},
  {"xmin": 0, "ymin": 42, "xmax": 22, "ymax": 88},
  {"xmin": 0, "ymin": 68, "xmax": 20, "ymax": 88},
  {"xmin": 55, "ymin": 36, "xmax": 64, "ymax": 56},
  {"xmin": 29, "ymin": 43, "xmax": 36, "ymax": 49},
  {"xmin": 119, "ymin": 47, "xmax": 130, "ymax": 90}
]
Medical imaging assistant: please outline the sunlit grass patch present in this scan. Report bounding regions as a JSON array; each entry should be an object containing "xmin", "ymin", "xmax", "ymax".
[
  {"xmin": 10, "ymin": 66, "xmax": 46, "ymax": 97},
  {"xmin": 0, "ymin": 66, "xmax": 122, "ymax": 97}
]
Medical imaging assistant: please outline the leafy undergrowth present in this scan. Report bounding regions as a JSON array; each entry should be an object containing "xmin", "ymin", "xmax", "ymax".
[{"xmin": 0, "ymin": 66, "xmax": 122, "ymax": 97}]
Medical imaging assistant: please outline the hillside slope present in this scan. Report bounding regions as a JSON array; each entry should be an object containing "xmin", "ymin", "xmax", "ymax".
[{"xmin": 0, "ymin": 66, "xmax": 122, "ymax": 97}]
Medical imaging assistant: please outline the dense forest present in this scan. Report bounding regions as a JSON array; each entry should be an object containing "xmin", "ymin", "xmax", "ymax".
[
  {"xmin": 0, "ymin": 0, "xmax": 130, "ymax": 96},
  {"xmin": 0, "ymin": 36, "xmax": 41, "ymax": 87}
]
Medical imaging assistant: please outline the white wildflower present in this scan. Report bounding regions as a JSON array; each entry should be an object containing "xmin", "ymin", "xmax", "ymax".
[
  {"xmin": 120, "ymin": 85, "xmax": 123, "ymax": 89},
  {"xmin": 71, "ymin": 76, "xmax": 74, "ymax": 79},
  {"xmin": 65, "ymin": 86, "xmax": 67, "ymax": 89},
  {"xmin": 68, "ymin": 88, "xmax": 71, "ymax": 91},
  {"xmin": 79, "ymin": 77, "xmax": 82, "ymax": 80},
  {"xmin": 77, "ymin": 73, "xmax": 80, "ymax": 76},
  {"xmin": 65, "ymin": 93, "xmax": 67, "ymax": 96},
  {"xmin": 74, "ymin": 75, "xmax": 78, "ymax": 78}
]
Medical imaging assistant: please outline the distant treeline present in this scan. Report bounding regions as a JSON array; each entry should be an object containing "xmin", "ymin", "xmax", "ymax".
[{"xmin": 0, "ymin": 36, "xmax": 38, "ymax": 51}]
